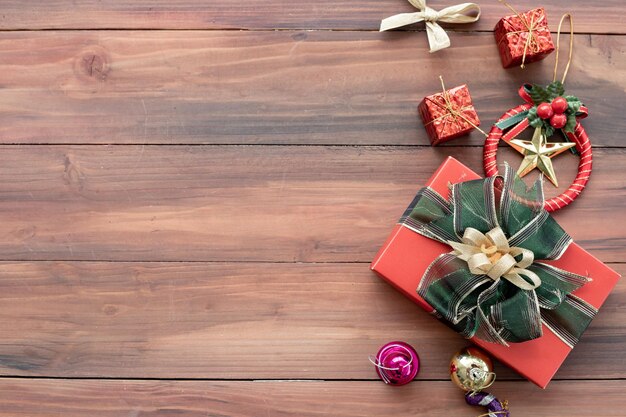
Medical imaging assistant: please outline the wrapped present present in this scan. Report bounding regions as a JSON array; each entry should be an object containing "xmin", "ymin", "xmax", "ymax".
[
  {"xmin": 371, "ymin": 157, "xmax": 620, "ymax": 388},
  {"xmin": 494, "ymin": 7, "xmax": 555, "ymax": 68},
  {"xmin": 418, "ymin": 84, "xmax": 480, "ymax": 145}
]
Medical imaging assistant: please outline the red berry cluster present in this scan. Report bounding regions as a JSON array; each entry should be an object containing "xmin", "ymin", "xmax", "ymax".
[{"xmin": 536, "ymin": 97, "xmax": 569, "ymax": 129}]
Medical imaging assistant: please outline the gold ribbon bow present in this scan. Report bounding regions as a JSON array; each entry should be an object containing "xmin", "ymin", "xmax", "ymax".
[
  {"xmin": 448, "ymin": 227, "xmax": 542, "ymax": 291},
  {"xmin": 380, "ymin": 0, "xmax": 481, "ymax": 53}
]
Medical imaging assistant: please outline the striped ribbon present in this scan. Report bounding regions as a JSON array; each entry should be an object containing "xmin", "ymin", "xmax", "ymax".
[{"xmin": 401, "ymin": 164, "xmax": 596, "ymax": 347}]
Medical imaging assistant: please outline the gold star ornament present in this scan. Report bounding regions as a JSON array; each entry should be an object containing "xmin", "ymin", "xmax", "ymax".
[{"xmin": 507, "ymin": 127, "xmax": 576, "ymax": 187}]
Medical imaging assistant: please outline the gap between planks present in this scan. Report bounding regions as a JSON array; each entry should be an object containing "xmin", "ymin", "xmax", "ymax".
[
  {"xmin": 1, "ymin": 375, "xmax": 625, "ymax": 382},
  {"xmin": 2, "ymin": 29, "xmax": 625, "ymax": 35},
  {"xmin": 1, "ymin": 144, "xmax": 626, "ymax": 150}
]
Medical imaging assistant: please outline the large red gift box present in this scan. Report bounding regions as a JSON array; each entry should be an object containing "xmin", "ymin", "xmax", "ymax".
[
  {"xmin": 371, "ymin": 157, "xmax": 620, "ymax": 388},
  {"xmin": 494, "ymin": 7, "xmax": 555, "ymax": 69}
]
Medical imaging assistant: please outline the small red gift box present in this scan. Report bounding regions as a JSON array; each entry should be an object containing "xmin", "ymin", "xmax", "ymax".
[
  {"xmin": 494, "ymin": 7, "xmax": 555, "ymax": 68},
  {"xmin": 371, "ymin": 157, "xmax": 620, "ymax": 388},
  {"xmin": 418, "ymin": 84, "xmax": 480, "ymax": 145}
]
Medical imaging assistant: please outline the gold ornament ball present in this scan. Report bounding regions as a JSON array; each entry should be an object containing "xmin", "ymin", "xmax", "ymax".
[{"xmin": 449, "ymin": 347, "xmax": 495, "ymax": 392}]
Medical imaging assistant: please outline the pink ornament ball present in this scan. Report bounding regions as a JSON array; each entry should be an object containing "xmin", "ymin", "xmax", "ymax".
[{"xmin": 372, "ymin": 341, "xmax": 420, "ymax": 386}]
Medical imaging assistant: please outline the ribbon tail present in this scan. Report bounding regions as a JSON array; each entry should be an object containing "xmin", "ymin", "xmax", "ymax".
[
  {"xmin": 380, "ymin": 12, "xmax": 425, "ymax": 32},
  {"xmin": 418, "ymin": 254, "xmax": 491, "ymax": 327},
  {"xmin": 495, "ymin": 110, "xmax": 530, "ymax": 131},
  {"xmin": 425, "ymin": 21, "xmax": 450, "ymax": 52},
  {"xmin": 531, "ymin": 262, "xmax": 590, "ymax": 309},
  {"xmin": 541, "ymin": 294, "xmax": 597, "ymax": 348},
  {"xmin": 471, "ymin": 279, "xmax": 512, "ymax": 346},
  {"xmin": 485, "ymin": 286, "xmax": 543, "ymax": 344}
]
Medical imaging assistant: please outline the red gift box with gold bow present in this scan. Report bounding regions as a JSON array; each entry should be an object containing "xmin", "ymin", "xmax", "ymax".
[
  {"xmin": 495, "ymin": 7, "xmax": 555, "ymax": 68},
  {"xmin": 418, "ymin": 84, "xmax": 480, "ymax": 145}
]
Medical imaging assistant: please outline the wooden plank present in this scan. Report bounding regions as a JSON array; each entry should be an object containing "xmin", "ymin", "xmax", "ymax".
[
  {"xmin": 0, "ymin": 261, "xmax": 623, "ymax": 379},
  {"xmin": 0, "ymin": 145, "xmax": 622, "ymax": 263},
  {"xmin": 1, "ymin": 378, "xmax": 625, "ymax": 416},
  {"xmin": 0, "ymin": 0, "xmax": 623, "ymax": 33},
  {"xmin": 0, "ymin": 31, "xmax": 623, "ymax": 146}
]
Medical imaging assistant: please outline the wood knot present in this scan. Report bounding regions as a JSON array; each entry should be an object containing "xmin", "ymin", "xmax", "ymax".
[
  {"xmin": 63, "ymin": 154, "xmax": 86, "ymax": 191},
  {"xmin": 103, "ymin": 305, "xmax": 119, "ymax": 316},
  {"xmin": 74, "ymin": 46, "xmax": 110, "ymax": 81}
]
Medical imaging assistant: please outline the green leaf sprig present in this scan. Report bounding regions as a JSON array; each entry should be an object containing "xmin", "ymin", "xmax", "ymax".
[{"xmin": 525, "ymin": 81, "xmax": 582, "ymax": 137}]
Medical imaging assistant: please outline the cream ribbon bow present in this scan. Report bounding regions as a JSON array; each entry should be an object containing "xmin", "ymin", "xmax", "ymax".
[
  {"xmin": 448, "ymin": 227, "xmax": 542, "ymax": 291},
  {"xmin": 380, "ymin": 0, "xmax": 481, "ymax": 53}
]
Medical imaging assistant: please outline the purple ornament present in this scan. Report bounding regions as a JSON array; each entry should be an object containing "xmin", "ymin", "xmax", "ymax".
[
  {"xmin": 371, "ymin": 341, "xmax": 420, "ymax": 385},
  {"xmin": 465, "ymin": 391, "xmax": 510, "ymax": 417}
]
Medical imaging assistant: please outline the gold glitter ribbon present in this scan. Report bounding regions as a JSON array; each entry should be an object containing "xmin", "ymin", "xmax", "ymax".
[
  {"xmin": 447, "ymin": 227, "xmax": 542, "ymax": 291},
  {"xmin": 380, "ymin": 0, "xmax": 481, "ymax": 52},
  {"xmin": 425, "ymin": 76, "xmax": 487, "ymax": 137},
  {"xmin": 553, "ymin": 13, "xmax": 574, "ymax": 84}
]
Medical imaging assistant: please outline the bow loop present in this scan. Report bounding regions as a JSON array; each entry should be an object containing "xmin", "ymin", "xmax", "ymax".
[
  {"xmin": 575, "ymin": 104, "xmax": 589, "ymax": 120},
  {"xmin": 380, "ymin": 1, "xmax": 481, "ymax": 53},
  {"xmin": 407, "ymin": 0, "xmax": 427, "ymax": 9},
  {"xmin": 449, "ymin": 227, "xmax": 540, "ymax": 290},
  {"xmin": 506, "ymin": 268, "xmax": 542, "ymax": 291},
  {"xmin": 437, "ymin": 3, "xmax": 482, "ymax": 23},
  {"xmin": 518, "ymin": 84, "xmax": 534, "ymax": 104}
]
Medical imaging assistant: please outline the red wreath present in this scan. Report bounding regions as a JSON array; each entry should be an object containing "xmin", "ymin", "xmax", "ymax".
[{"xmin": 483, "ymin": 85, "xmax": 592, "ymax": 212}]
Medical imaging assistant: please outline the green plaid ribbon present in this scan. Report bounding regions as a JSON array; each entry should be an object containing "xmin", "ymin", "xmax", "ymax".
[{"xmin": 401, "ymin": 164, "xmax": 596, "ymax": 347}]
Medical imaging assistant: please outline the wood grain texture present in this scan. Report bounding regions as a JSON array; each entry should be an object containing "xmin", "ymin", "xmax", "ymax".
[
  {"xmin": 0, "ymin": 31, "xmax": 623, "ymax": 146},
  {"xmin": 0, "ymin": 261, "xmax": 623, "ymax": 380},
  {"xmin": 1, "ymin": 1, "xmax": 625, "ymax": 413},
  {"xmin": 1, "ymin": 378, "xmax": 625, "ymax": 416},
  {"xmin": 0, "ymin": 0, "xmax": 624, "ymax": 33},
  {"xmin": 0, "ymin": 145, "xmax": 623, "ymax": 262}
]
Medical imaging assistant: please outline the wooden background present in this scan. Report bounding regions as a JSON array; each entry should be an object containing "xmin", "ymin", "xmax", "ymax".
[{"xmin": 0, "ymin": 1, "xmax": 624, "ymax": 415}]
